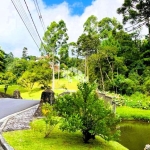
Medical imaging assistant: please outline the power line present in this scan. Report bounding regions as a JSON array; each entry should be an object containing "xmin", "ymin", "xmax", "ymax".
[
  {"xmin": 11, "ymin": 0, "xmax": 40, "ymax": 49},
  {"xmin": 33, "ymin": 0, "xmax": 46, "ymax": 32},
  {"xmin": 23, "ymin": 0, "xmax": 43, "ymax": 44},
  {"xmin": 16, "ymin": 0, "xmax": 41, "ymax": 43}
]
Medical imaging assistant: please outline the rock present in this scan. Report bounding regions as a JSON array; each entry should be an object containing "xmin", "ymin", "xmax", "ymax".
[
  {"xmin": 144, "ymin": 144, "xmax": 150, "ymax": 150},
  {"xmin": 12, "ymin": 90, "xmax": 22, "ymax": 99},
  {"xmin": 2, "ymin": 105, "xmax": 38, "ymax": 132},
  {"xmin": 34, "ymin": 88, "xmax": 55, "ymax": 117}
]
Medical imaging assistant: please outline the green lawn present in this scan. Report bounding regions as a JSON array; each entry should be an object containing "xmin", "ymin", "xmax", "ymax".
[
  {"xmin": 0, "ymin": 78, "xmax": 79, "ymax": 100},
  {"xmin": 117, "ymin": 106, "xmax": 150, "ymax": 121},
  {"xmin": 3, "ymin": 125, "xmax": 128, "ymax": 150},
  {"xmin": 0, "ymin": 78, "xmax": 129, "ymax": 149}
]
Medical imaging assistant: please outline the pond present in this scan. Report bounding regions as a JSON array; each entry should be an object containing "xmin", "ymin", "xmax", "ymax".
[{"xmin": 119, "ymin": 121, "xmax": 150, "ymax": 150}]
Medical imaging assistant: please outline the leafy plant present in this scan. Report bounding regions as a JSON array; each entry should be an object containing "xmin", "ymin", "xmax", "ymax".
[
  {"xmin": 41, "ymin": 103, "xmax": 59, "ymax": 138},
  {"xmin": 31, "ymin": 103, "xmax": 59, "ymax": 138},
  {"xmin": 55, "ymin": 82, "xmax": 120, "ymax": 143}
]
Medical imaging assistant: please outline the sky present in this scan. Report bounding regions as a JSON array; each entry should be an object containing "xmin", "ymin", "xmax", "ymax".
[{"xmin": 0, "ymin": 0, "xmax": 133, "ymax": 57}]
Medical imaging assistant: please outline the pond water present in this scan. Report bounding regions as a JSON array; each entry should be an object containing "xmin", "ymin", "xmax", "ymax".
[{"xmin": 119, "ymin": 121, "xmax": 150, "ymax": 150}]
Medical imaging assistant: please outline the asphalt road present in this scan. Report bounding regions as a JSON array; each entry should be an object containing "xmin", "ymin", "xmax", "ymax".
[{"xmin": 0, "ymin": 98, "xmax": 40, "ymax": 119}]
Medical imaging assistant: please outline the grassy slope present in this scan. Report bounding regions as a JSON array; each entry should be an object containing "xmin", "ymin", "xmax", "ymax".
[
  {"xmin": 0, "ymin": 78, "xmax": 79, "ymax": 100},
  {"xmin": 3, "ymin": 126, "xmax": 128, "ymax": 150},
  {"xmin": 0, "ymin": 78, "xmax": 128, "ymax": 149}
]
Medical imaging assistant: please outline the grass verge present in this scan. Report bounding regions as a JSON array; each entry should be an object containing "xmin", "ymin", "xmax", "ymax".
[
  {"xmin": 3, "ymin": 124, "xmax": 128, "ymax": 150},
  {"xmin": 117, "ymin": 106, "xmax": 150, "ymax": 121}
]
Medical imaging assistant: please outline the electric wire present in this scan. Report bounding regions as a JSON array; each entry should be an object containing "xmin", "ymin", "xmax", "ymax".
[
  {"xmin": 11, "ymin": 0, "xmax": 40, "ymax": 49},
  {"xmin": 33, "ymin": 0, "xmax": 46, "ymax": 32},
  {"xmin": 23, "ymin": 0, "xmax": 43, "ymax": 43},
  {"xmin": 16, "ymin": 0, "xmax": 41, "ymax": 44}
]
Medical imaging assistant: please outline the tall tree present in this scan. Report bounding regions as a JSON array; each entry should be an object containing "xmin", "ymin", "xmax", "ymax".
[
  {"xmin": 98, "ymin": 17, "xmax": 123, "ymax": 39},
  {"xmin": 41, "ymin": 20, "xmax": 69, "ymax": 90},
  {"xmin": 77, "ymin": 15, "xmax": 100, "ymax": 81},
  {"xmin": 77, "ymin": 34, "xmax": 100, "ymax": 81},
  {"xmin": 22, "ymin": 47, "xmax": 28, "ymax": 59},
  {"xmin": 117, "ymin": 0, "xmax": 150, "ymax": 38},
  {"xmin": 0, "ymin": 47, "xmax": 6, "ymax": 72}
]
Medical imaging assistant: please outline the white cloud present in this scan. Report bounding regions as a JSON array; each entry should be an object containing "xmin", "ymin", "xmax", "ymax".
[{"xmin": 0, "ymin": 0, "xmax": 142, "ymax": 58}]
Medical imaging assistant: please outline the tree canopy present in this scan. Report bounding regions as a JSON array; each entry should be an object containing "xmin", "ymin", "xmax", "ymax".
[
  {"xmin": 56, "ymin": 82, "xmax": 120, "ymax": 143},
  {"xmin": 117, "ymin": 0, "xmax": 150, "ymax": 37}
]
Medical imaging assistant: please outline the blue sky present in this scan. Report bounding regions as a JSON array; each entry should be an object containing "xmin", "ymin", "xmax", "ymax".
[
  {"xmin": 0, "ymin": 0, "xmax": 125, "ymax": 57},
  {"xmin": 43, "ymin": 0, "xmax": 93, "ymax": 15},
  {"xmin": 3, "ymin": 0, "xmax": 145, "ymax": 57}
]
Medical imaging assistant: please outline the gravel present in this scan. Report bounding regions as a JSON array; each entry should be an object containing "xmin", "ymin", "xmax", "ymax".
[{"xmin": 2, "ymin": 105, "xmax": 39, "ymax": 132}]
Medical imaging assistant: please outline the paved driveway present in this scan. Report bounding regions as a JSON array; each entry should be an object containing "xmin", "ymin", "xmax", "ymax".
[{"xmin": 0, "ymin": 98, "xmax": 40, "ymax": 119}]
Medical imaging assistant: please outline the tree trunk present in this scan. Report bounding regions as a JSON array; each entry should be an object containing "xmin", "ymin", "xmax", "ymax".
[
  {"xmin": 82, "ymin": 129, "xmax": 95, "ymax": 143},
  {"xmin": 99, "ymin": 64, "xmax": 105, "ymax": 91},
  {"xmin": 52, "ymin": 48, "xmax": 55, "ymax": 91},
  {"xmin": 86, "ymin": 56, "xmax": 89, "ymax": 82}
]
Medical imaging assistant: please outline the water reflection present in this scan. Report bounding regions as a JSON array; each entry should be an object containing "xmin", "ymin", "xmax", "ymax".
[{"xmin": 119, "ymin": 121, "xmax": 150, "ymax": 150}]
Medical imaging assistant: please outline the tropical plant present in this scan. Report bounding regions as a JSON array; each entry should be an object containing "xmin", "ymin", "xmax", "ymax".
[{"xmin": 55, "ymin": 82, "xmax": 120, "ymax": 143}]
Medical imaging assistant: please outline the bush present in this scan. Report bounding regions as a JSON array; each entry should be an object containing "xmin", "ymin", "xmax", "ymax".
[
  {"xmin": 55, "ymin": 82, "xmax": 120, "ymax": 143},
  {"xmin": 124, "ymin": 92, "xmax": 150, "ymax": 109}
]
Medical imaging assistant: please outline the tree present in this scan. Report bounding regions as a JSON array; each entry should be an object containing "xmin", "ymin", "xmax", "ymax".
[
  {"xmin": 77, "ymin": 33, "xmax": 100, "ymax": 81},
  {"xmin": 41, "ymin": 20, "xmax": 69, "ymax": 90},
  {"xmin": 117, "ymin": 0, "xmax": 150, "ymax": 38},
  {"xmin": 0, "ymin": 71, "xmax": 16, "ymax": 85},
  {"xmin": 22, "ymin": 47, "xmax": 28, "ymax": 59},
  {"xmin": 56, "ymin": 82, "xmax": 120, "ymax": 143},
  {"xmin": 32, "ymin": 60, "xmax": 52, "ymax": 88},
  {"xmin": 17, "ymin": 71, "xmax": 37, "ymax": 92},
  {"xmin": 5, "ymin": 52, "xmax": 14, "ymax": 68},
  {"xmin": 98, "ymin": 17, "xmax": 123, "ymax": 39},
  {"xmin": 0, "ymin": 47, "xmax": 6, "ymax": 72},
  {"xmin": 8, "ymin": 58, "xmax": 28, "ymax": 78}
]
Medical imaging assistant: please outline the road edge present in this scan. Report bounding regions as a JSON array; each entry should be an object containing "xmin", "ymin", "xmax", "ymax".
[{"xmin": 0, "ymin": 104, "xmax": 39, "ymax": 150}]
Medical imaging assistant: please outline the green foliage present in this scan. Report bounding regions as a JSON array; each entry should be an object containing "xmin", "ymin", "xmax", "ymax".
[
  {"xmin": 0, "ymin": 47, "xmax": 6, "ymax": 72},
  {"xmin": 98, "ymin": 17, "xmax": 123, "ymax": 39},
  {"xmin": 17, "ymin": 71, "xmax": 37, "ymax": 91},
  {"xmin": 30, "ymin": 119, "xmax": 46, "ymax": 133},
  {"xmin": 55, "ymin": 82, "xmax": 120, "ymax": 143},
  {"xmin": 123, "ymin": 92, "xmax": 150, "ymax": 109},
  {"xmin": 117, "ymin": 0, "xmax": 150, "ymax": 35},
  {"xmin": 7, "ymin": 58, "xmax": 28, "ymax": 78},
  {"xmin": 41, "ymin": 103, "xmax": 59, "ymax": 137},
  {"xmin": 31, "ymin": 103, "xmax": 59, "ymax": 138},
  {"xmin": 41, "ymin": 20, "xmax": 69, "ymax": 64},
  {"xmin": 0, "ymin": 71, "xmax": 16, "ymax": 85}
]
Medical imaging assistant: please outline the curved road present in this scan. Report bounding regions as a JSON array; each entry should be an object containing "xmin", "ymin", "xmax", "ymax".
[{"xmin": 0, "ymin": 98, "xmax": 40, "ymax": 119}]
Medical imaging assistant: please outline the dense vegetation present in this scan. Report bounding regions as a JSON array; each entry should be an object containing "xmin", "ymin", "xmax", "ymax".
[
  {"xmin": 1, "ymin": 0, "xmax": 150, "ymax": 148},
  {"xmin": 0, "ymin": 15, "xmax": 149, "ymax": 95},
  {"xmin": 0, "ymin": 14, "xmax": 149, "ymax": 109}
]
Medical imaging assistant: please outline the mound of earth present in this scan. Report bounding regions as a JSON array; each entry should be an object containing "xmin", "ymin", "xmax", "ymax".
[{"xmin": 0, "ymin": 92, "xmax": 14, "ymax": 98}]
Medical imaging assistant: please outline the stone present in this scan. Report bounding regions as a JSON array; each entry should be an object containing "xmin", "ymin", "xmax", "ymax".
[
  {"xmin": 40, "ymin": 88, "xmax": 55, "ymax": 105},
  {"xmin": 13, "ymin": 90, "xmax": 22, "ymax": 99},
  {"xmin": 34, "ymin": 88, "xmax": 55, "ymax": 117},
  {"xmin": 144, "ymin": 144, "xmax": 150, "ymax": 150}
]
